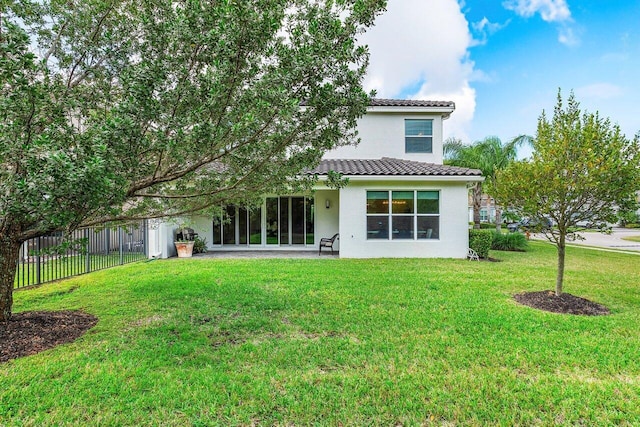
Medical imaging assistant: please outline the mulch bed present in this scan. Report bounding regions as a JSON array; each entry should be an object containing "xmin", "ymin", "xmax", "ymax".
[
  {"xmin": 514, "ymin": 290, "xmax": 610, "ymax": 316},
  {"xmin": 0, "ymin": 310, "xmax": 97, "ymax": 363}
]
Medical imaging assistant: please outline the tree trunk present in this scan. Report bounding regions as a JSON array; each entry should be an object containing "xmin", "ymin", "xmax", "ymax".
[
  {"xmin": 495, "ymin": 207, "xmax": 503, "ymax": 232},
  {"xmin": 555, "ymin": 233, "xmax": 566, "ymax": 297},
  {"xmin": 472, "ymin": 183, "xmax": 482, "ymax": 229},
  {"xmin": 0, "ymin": 235, "xmax": 21, "ymax": 322}
]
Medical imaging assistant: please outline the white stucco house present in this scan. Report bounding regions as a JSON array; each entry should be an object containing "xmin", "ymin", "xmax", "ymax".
[{"xmin": 147, "ymin": 99, "xmax": 483, "ymax": 258}]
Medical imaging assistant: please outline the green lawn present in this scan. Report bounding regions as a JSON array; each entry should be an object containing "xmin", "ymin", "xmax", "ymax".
[
  {"xmin": 622, "ymin": 235, "xmax": 640, "ymax": 243},
  {"xmin": 2, "ymin": 242, "xmax": 639, "ymax": 425}
]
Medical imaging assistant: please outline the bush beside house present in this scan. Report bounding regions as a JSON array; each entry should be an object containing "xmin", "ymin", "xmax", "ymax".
[
  {"xmin": 491, "ymin": 231, "xmax": 528, "ymax": 251},
  {"xmin": 469, "ymin": 230, "xmax": 493, "ymax": 259}
]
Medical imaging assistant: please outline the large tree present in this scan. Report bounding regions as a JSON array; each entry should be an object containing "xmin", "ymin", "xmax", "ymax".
[
  {"xmin": 494, "ymin": 92, "xmax": 640, "ymax": 296},
  {"xmin": 0, "ymin": 0, "xmax": 387, "ymax": 321},
  {"xmin": 444, "ymin": 135, "xmax": 529, "ymax": 230}
]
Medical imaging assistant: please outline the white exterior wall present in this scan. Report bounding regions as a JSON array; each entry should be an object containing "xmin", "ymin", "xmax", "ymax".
[
  {"xmin": 337, "ymin": 180, "xmax": 470, "ymax": 258},
  {"xmin": 147, "ymin": 221, "xmax": 178, "ymax": 258},
  {"xmin": 314, "ymin": 189, "xmax": 340, "ymax": 251},
  {"xmin": 324, "ymin": 113, "xmax": 445, "ymax": 164}
]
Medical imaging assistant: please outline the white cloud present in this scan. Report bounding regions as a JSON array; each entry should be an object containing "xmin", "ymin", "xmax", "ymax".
[
  {"xmin": 472, "ymin": 17, "xmax": 508, "ymax": 34},
  {"xmin": 576, "ymin": 83, "xmax": 624, "ymax": 100},
  {"xmin": 503, "ymin": 0, "xmax": 578, "ymax": 46},
  {"xmin": 360, "ymin": 0, "xmax": 476, "ymax": 140},
  {"xmin": 502, "ymin": 0, "xmax": 571, "ymax": 22},
  {"xmin": 558, "ymin": 25, "xmax": 580, "ymax": 46},
  {"xmin": 471, "ymin": 17, "xmax": 510, "ymax": 46}
]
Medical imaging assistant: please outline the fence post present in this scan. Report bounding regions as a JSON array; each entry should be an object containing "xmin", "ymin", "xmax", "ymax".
[
  {"xmin": 143, "ymin": 219, "xmax": 148, "ymax": 257},
  {"xmin": 36, "ymin": 236, "xmax": 41, "ymax": 285},
  {"xmin": 85, "ymin": 228, "xmax": 91, "ymax": 274},
  {"xmin": 119, "ymin": 226, "xmax": 124, "ymax": 265}
]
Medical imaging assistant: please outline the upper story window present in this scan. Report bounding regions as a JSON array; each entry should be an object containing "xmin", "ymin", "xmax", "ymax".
[{"xmin": 405, "ymin": 119, "xmax": 433, "ymax": 153}]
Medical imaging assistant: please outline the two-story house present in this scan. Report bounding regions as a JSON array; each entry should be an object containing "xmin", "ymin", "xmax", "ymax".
[{"xmin": 148, "ymin": 99, "xmax": 483, "ymax": 258}]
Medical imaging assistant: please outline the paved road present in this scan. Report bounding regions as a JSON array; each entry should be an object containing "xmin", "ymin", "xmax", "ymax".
[{"xmin": 535, "ymin": 228, "xmax": 640, "ymax": 253}]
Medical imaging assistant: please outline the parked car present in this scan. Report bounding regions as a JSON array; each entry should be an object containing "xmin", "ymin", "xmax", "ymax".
[{"xmin": 507, "ymin": 218, "xmax": 552, "ymax": 232}]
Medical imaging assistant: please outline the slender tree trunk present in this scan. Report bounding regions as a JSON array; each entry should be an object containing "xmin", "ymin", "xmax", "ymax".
[
  {"xmin": 555, "ymin": 233, "xmax": 566, "ymax": 297},
  {"xmin": 495, "ymin": 206, "xmax": 503, "ymax": 232},
  {"xmin": 472, "ymin": 183, "xmax": 482, "ymax": 229},
  {"xmin": 0, "ymin": 235, "xmax": 21, "ymax": 322}
]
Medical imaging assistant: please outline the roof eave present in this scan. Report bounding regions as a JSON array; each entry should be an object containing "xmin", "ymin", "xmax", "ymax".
[
  {"xmin": 366, "ymin": 106, "xmax": 455, "ymax": 115},
  {"xmin": 313, "ymin": 175, "xmax": 484, "ymax": 183}
]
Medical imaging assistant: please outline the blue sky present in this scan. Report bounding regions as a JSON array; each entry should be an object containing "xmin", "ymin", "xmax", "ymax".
[{"xmin": 362, "ymin": 0, "xmax": 640, "ymax": 147}]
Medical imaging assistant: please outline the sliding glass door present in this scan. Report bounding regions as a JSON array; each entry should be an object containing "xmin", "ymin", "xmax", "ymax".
[
  {"xmin": 214, "ymin": 197, "xmax": 314, "ymax": 247},
  {"xmin": 266, "ymin": 196, "xmax": 314, "ymax": 246}
]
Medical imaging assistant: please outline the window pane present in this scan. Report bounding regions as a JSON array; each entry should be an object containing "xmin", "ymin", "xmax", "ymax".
[
  {"xmin": 249, "ymin": 208, "xmax": 261, "ymax": 244},
  {"xmin": 212, "ymin": 216, "xmax": 222, "ymax": 245},
  {"xmin": 405, "ymin": 119, "xmax": 432, "ymax": 136},
  {"xmin": 280, "ymin": 197, "xmax": 289, "ymax": 245},
  {"xmin": 239, "ymin": 208, "xmax": 248, "ymax": 245},
  {"xmin": 367, "ymin": 191, "xmax": 389, "ymax": 214},
  {"xmin": 305, "ymin": 197, "xmax": 314, "ymax": 245},
  {"xmin": 417, "ymin": 216, "xmax": 439, "ymax": 239},
  {"xmin": 417, "ymin": 191, "xmax": 439, "ymax": 214},
  {"xmin": 266, "ymin": 198, "xmax": 278, "ymax": 245},
  {"xmin": 405, "ymin": 137, "xmax": 432, "ymax": 153},
  {"xmin": 367, "ymin": 216, "xmax": 388, "ymax": 239},
  {"xmin": 392, "ymin": 191, "xmax": 414, "ymax": 214},
  {"xmin": 223, "ymin": 206, "xmax": 236, "ymax": 244},
  {"xmin": 392, "ymin": 216, "xmax": 414, "ymax": 239},
  {"xmin": 291, "ymin": 197, "xmax": 305, "ymax": 245}
]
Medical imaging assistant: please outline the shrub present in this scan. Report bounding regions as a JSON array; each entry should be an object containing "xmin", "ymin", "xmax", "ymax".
[
  {"xmin": 193, "ymin": 236, "xmax": 208, "ymax": 254},
  {"xmin": 491, "ymin": 231, "xmax": 528, "ymax": 251},
  {"xmin": 625, "ymin": 223, "xmax": 640, "ymax": 229},
  {"xmin": 479, "ymin": 223, "xmax": 496, "ymax": 229},
  {"xmin": 469, "ymin": 230, "xmax": 492, "ymax": 259}
]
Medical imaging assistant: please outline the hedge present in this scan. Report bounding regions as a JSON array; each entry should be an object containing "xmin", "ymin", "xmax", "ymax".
[{"xmin": 469, "ymin": 229, "xmax": 493, "ymax": 258}]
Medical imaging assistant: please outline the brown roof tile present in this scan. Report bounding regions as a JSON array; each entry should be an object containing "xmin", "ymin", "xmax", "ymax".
[
  {"xmin": 308, "ymin": 158, "xmax": 482, "ymax": 177},
  {"xmin": 369, "ymin": 99, "xmax": 455, "ymax": 108}
]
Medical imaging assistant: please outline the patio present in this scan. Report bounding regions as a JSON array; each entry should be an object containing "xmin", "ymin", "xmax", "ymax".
[{"xmin": 192, "ymin": 250, "xmax": 339, "ymax": 259}]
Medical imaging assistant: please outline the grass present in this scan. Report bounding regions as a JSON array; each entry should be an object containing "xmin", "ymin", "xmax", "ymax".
[
  {"xmin": 2, "ymin": 242, "xmax": 639, "ymax": 425},
  {"xmin": 622, "ymin": 235, "xmax": 640, "ymax": 243}
]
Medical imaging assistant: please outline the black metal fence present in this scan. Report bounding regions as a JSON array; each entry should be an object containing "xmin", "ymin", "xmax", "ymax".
[{"xmin": 14, "ymin": 221, "xmax": 147, "ymax": 289}]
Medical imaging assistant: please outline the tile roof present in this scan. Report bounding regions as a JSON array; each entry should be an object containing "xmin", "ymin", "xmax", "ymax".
[
  {"xmin": 369, "ymin": 99, "xmax": 455, "ymax": 108},
  {"xmin": 308, "ymin": 158, "xmax": 482, "ymax": 177}
]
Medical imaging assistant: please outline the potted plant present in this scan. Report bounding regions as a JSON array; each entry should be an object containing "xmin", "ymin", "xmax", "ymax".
[
  {"xmin": 174, "ymin": 222, "xmax": 197, "ymax": 258},
  {"xmin": 174, "ymin": 239, "xmax": 195, "ymax": 258}
]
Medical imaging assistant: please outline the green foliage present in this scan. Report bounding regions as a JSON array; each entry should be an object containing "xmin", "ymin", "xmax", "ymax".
[
  {"xmin": 491, "ymin": 231, "xmax": 528, "ymax": 251},
  {"xmin": 0, "ymin": 0, "xmax": 388, "ymax": 319},
  {"xmin": 192, "ymin": 236, "xmax": 208, "ymax": 254},
  {"xmin": 618, "ymin": 208, "xmax": 640, "ymax": 227},
  {"xmin": 469, "ymin": 229, "xmax": 493, "ymax": 258},
  {"xmin": 444, "ymin": 135, "xmax": 531, "ymax": 228},
  {"xmin": 4, "ymin": 244, "xmax": 640, "ymax": 425},
  {"xmin": 479, "ymin": 223, "xmax": 495, "ymax": 229},
  {"xmin": 495, "ymin": 91, "xmax": 640, "ymax": 295}
]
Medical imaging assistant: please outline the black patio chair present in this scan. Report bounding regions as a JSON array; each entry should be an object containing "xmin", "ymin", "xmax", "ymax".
[{"xmin": 319, "ymin": 233, "xmax": 339, "ymax": 255}]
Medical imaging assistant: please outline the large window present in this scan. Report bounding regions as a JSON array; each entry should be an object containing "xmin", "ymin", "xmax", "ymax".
[
  {"xmin": 366, "ymin": 190, "xmax": 439, "ymax": 240},
  {"xmin": 405, "ymin": 119, "xmax": 433, "ymax": 153}
]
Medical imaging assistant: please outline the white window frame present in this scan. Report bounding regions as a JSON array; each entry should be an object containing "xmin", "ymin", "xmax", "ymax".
[
  {"xmin": 405, "ymin": 119, "xmax": 433, "ymax": 153},
  {"xmin": 366, "ymin": 190, "xmax": 440, "ymax": 240}
]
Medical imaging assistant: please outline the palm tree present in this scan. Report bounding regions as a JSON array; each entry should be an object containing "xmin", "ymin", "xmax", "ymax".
[{"xmin": 444, "ymin": 136, "xmax": 531, "ymax": 230}]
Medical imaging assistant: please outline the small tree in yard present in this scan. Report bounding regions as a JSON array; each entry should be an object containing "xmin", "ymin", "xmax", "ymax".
[
  {"xmin": 495, "ymin": 92, "xmax": 640, "ymax": 296},
  {"xmin": 0, "ymin": 0, "xmax": 387, "ymax": 321}
]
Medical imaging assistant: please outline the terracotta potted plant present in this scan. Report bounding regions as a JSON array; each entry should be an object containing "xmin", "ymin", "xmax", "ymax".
[
  {"xmin": 174, "ymin": 223, "xmax": 197, "ymax": 258},
  {"xmin": 174, "ymin": 240, "xmax": 195, "ymax": 258}
]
